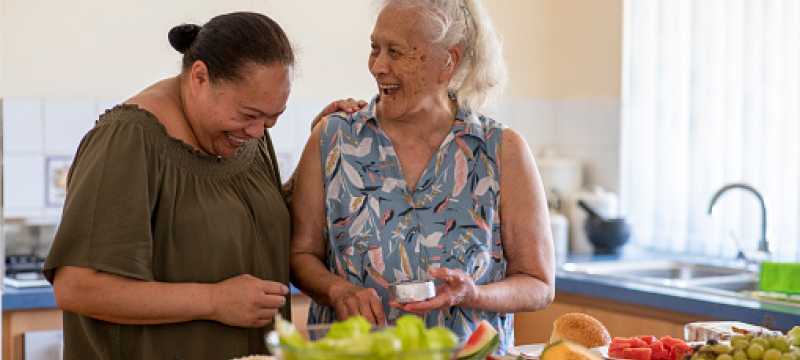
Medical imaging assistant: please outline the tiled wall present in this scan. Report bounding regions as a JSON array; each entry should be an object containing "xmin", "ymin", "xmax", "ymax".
[
  {"xmin": 2, "ymin": 96, "xmax": 621, "ymax": 222},
  {"xmin": 488, "ymin": 98, "xmax": 621, "ymax": 192}
]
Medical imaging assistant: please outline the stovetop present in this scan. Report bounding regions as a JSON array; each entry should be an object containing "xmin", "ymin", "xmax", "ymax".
[
  {"xmin": 6, "ymin": 254, "xmax": 46, "ymax": 276},
  {"xmin": 4, "ymin": 255, "xmax": 48, "ymax": 287}
]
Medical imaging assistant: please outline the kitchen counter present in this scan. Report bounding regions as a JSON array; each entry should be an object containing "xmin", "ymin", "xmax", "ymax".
[
  {"xmin": 2, "ymin": 284, "xmax": 306, "ymax": 312},
  {"xmin": 557, "ymin": 246, "xmax": 800, "ymax": 331},
  {"xmin": 4, "ymin": 250, "xmax": 800, "ymax": 330},
  {"xmin": 557, "ymin": 270, "xmax": 800, "ymax": 331},
  {"xmin": 3, "ymin": 286, "xmax": 56, "ymax": 311}
]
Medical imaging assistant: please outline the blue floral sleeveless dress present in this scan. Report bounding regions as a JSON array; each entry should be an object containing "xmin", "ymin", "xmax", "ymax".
[{"xmin": 309, "ymin": 96, "xmax": 513, "ymax": 352}]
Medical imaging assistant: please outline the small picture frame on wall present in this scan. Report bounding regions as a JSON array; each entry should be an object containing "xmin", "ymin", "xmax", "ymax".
[{"xmin": 45, "ymin": 156, "xmax": 72, "ymax": 208}]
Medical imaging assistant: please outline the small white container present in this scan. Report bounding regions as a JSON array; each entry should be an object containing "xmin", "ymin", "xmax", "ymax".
[{"xmin": 389, "ymin": 280, "xmax": 436, "ymax": 304}]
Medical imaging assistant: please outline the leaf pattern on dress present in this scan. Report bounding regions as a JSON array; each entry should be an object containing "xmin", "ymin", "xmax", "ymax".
[
  {"xmin": 368, "ymin": 246, "xmax": 386, "ymax": 273},
  {"xmin": 452, "ymin": 148, "xmax": 468, "ymax": 197},
  {"xmin": 313, "ymin": 99, "xmax": 513, "ymax": 353},
  {"xmin": 349, "ymin": 196, "xmax": 365, "ymax": 213},
  {"xmin": 342, "ymin": 137, "xmax": 373, "ymax": 157},
  {"xmin": 398, "ymin": 242, "xmax": 412, "ymax": 278},
  {"xmin": 475, "ymin": 177, "xmax": 499, "ymax": 197},
  {"xmin": 327, "ymin": 173, "xmax": 343, "ymax": 201},
  {"xmin": 381, "ymin": 177, "xmax": 404, "ymax": 193},
  {"xmin": 421, "ymin": 231, "xmax": 443, "ymax": 247},
  {"xmin": 342, "ymin": 160, "xmax": 364, "ymax": 189},
  {"xmin": 349, "ymin": 209, "xmax": 369, "ymax": 237},
  {"xmin": 325, "ymin": 146, "xmax": 340, "ymax": 178}
]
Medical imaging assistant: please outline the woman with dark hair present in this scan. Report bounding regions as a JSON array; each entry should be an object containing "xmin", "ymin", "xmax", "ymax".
[{"xmin": 44, "ymin": 12, "xmax": 360, "ymax": 359}]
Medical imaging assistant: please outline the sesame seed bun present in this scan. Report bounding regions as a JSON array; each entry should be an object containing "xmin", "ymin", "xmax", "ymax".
[{"xmin": 549, "ymin": 313, "xmax": 611, "ymax": 348}]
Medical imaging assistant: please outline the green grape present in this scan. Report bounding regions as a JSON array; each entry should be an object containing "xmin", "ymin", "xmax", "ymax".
[
  {"xmin": 752, "ymin": 338, "xmax": 771, "ymax": 349},
  {"xmin": 733, "ymin": 335, "xmax": 750, "ymax": 343},
  {"xmin": 770, "ymin": 337, "xmax": 791, "ymax": 353},
  {"xmin": 765, "ymin": 349, "xmax": 783, "ymax": 360},
  {"xmin": 788, "ymin": 326, "xmax": 800, "ymax": 341},
  {"xmin": 779, "ymin": 354, "xmax": 794, "ymax": 360},
  {"xmin": 733, "ymin": 339, "xmax": 751, "ymax": 351},
  {"xmin": 734, "ymin": 350, "xmax": 749, "ymax": 360},
  {"xmin": 718, "ymin": 354, "xmax": 735, "ymax": 360},
  {"xmin": 749, "ymin": 344, "xmax": 766, "ymax": 360},
  {"xmin": 714, "ymin": 345, "xmax": 735, "ymax": 354}
]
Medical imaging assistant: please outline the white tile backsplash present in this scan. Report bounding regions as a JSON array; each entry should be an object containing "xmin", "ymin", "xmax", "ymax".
[
  {"xmin": 3, "ymin": 97, "xmax": 44, "ymax": 154},
  {"xmin": 0, "ymin": 95, "xmax": 623, "ymax": 219},
  {"xmin": 555, "ymin": 99, "xmax": 620, "ymax": 147},
  {"xmin": 4, "ymin": 155, "xmax": 45, "ymax": 210},
  {"xmin": 510, "ymin": 99, "xmax": 557, "ymax": 153},
  {"xmin": 43, "ymin": 99, "xmax": 96, "ymax": 155},
  {"xmin": 559, "ymin": 145, "xmax": 620, "ymax": 192}
]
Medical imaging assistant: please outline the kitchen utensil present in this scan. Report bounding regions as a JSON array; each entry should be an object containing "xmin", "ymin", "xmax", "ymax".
[
  {"xmin": 565, "ymin": 187, "xmax": 619, "ymax": 254},
  {"xmin": 577, "ymin": 200, "xmax": 631, "ymax": 254}
]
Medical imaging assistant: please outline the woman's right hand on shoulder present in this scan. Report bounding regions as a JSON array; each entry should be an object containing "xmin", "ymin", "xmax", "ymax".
[
  {"xmin": 208, "ymin": 274, "xmax": 288, "ymax": 328},
  {"xmin": 328, "ymin": 283, "xmax": 386, "ymax": 326}
]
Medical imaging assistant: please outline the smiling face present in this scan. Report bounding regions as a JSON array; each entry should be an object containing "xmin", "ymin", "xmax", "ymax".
[
  {"xmin": 369, "ymin": 5, "xmax": 453, "ymax": 121},
  {"xmin": 187, "ymin": 62, "xmax": 291, "ymax": 158}
]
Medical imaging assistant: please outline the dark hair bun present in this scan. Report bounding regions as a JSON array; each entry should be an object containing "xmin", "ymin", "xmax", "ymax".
[{"xmin": 168, "ymin": 24, "xmax": 201, "ymax": 53}]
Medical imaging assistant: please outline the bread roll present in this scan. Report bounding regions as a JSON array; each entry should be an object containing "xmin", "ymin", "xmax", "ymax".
[{"xmin": 549, "ymin": 313, "xmax": 611, "ymax": 348}]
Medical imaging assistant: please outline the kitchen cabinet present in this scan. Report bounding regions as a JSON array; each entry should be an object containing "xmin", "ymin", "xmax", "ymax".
[
  {"xmin": 3, "ymin": 309, "xmax": 62, "ymax": 360},
  {"xmin": 2, "ymin": 294, "xmax": 313, "ymax": 360},
  {"xmin": 514, "ymin": 291, "xmax": 711, "ymax": 345}
]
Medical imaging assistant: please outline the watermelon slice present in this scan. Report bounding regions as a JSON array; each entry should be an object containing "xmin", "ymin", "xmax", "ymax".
[
  {"xmin": 455, "ymin": 320, "xmax": 500, "ymax": 360},
  {"xmin": 639, "ymin": 335, "xmax": 657, "ymax": 345},
  {"xmin": 623, "ymin": 347, "xmax": 653, "ymax": 360}
]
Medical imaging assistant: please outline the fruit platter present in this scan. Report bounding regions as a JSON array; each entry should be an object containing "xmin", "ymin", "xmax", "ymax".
[
  {"xmin": 232, "ymin": 313, "xmax": 800, "ymax": 360},
  {"xmin": 506, "ymin": 313, "xmax": 800, "ymax": 360}
]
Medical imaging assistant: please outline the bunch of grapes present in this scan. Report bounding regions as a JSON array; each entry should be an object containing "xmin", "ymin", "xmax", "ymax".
[{"xmin": 691, "ymin": 327, "xmax": 800, "ymax": 360}]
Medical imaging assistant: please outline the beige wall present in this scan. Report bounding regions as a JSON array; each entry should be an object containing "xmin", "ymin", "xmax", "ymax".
[
  {"xmin": 0, "ymin": 0, "xmax": 621, "ymax": 101},
  {"xmin": 0, "ymin": 0, "xmax": 5, "ymax": 96},
  {"xmin": 486, "ymin": 0, "xmax": 622, "ymax": 100}
]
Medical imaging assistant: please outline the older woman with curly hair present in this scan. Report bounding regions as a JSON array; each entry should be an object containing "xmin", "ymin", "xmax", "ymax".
[{"xmin": 291, "ymin": 0, "xmax": 555, "ymax": 352}]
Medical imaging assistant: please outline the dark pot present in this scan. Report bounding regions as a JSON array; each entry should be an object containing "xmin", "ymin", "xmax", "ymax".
[
  {"xmin": 584, "ymin": 218, "xmax": 631, "ymax": 254},
  {"xmin": 577, "ymin": 200, "xmax": 632, "ymax": 254}
]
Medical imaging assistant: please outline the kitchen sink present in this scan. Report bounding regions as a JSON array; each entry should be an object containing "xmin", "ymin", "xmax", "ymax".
[
  {"xmin": 698, "ymin": 279, "xmax": 759, "ymax": 292},
  {"xmin": 562, "ymin": 260, "xmax": 754, "ymax": 282},
  {"xmin": 561, "ymin": 259, "xmax": 761, "ymax": 298},
  {"xmin": 561, "ymin": 259, "xmax": 800, "ymax": 308}
]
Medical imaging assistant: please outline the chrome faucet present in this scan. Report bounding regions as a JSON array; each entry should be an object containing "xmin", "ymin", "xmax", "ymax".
[{"xmin": 707, "ymin": 183, "xmax": 769, "ymax": 257}]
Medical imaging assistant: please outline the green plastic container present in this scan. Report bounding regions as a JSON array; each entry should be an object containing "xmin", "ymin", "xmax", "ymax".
[{"xmin": 759, "ymin": 262, "xmax": 800, "ymax": 294}]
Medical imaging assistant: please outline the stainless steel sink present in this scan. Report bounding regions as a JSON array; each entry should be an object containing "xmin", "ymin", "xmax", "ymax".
[
  {"xmin": 562, "ymin": 259, "xmax": 800, "ymax": 308},
  {"xmin": 562, "ymin": 260, "xmax": 754, "ymax": 282},
  {"xmin": 561, "ymin": 259, "xmax": 760, "ymax": 298}
]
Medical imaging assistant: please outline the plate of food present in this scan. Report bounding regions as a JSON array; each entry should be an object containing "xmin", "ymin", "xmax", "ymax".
[{"xmin": 508, "ymin": 313, "xmax": 612, "ymax": 359}]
